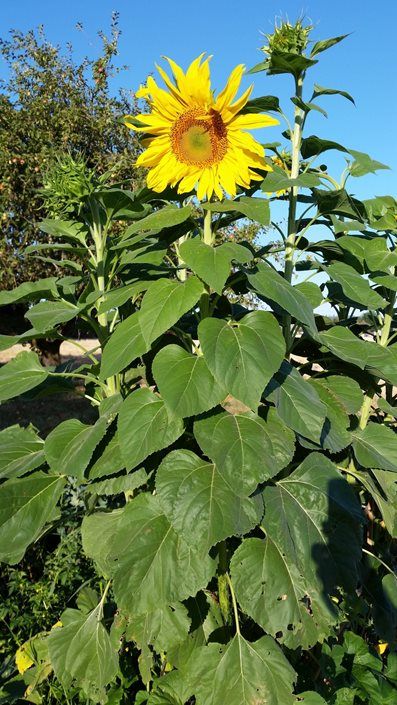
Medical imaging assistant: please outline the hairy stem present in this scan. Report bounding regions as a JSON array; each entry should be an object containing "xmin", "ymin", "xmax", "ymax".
[
  {"xmin": 200, "ymin": 208, "xmax": 214, "ymax": 319},
  {"xmin": 358, "ymin": 289, "xmax": 395, "ymax": 430},
  {"xmin": 217, "ymin": 541, "xmax": 231, "ymax": 625},
  {"xmin": 283, "ymin": 74, "xmax": 305, "ymax": 351}
]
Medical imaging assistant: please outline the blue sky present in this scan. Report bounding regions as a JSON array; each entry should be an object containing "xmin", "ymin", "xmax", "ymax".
[{"xmin": 2, "ymin": 0, "xmax": 396, "ymax": 200}]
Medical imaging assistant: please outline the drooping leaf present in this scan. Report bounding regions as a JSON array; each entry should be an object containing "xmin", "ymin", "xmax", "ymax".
[
  {"xmin": 0, "ymin": 425, "xmax": 44, "ymax": 480},
  {"xmin": 194, "ymin": 408, "xmax": 295, "ymax": 492},
  {"xmin": 312, "ymin": 84, "xmax": 355, "ymax": 105},
  {"xmin": 122, "ymin": 205, "xmax": 193, "ymax": 235},
  {"xmin": 38, "ymin": 218, "xmax": 88, "ymax": 244},
  {"xmin": 152, "ymin": 345, "xmax": 226, "ymax": 417},
  {"xmin": 25, "ymin": 300, "xmax": 80, "ymax": 332},
  {"xmin": 319, "ymin": 327, "xmax": 397, "ymax": 384},
  {"xmin": 262, "ymin": 453, "xmax": 363, "ymax": 592},
  {"xmin": 87, "ymin": 468, "xmax": 148, "ymax": 496},
  {"xmin": 82, "ymin": 509, "xmax": 123, "ymax": 576},
  {"xmin": 179, "ymin": 239, "xmax": 252, "ymax": 294},
  {"xmin": 187, "ymin": 634, "xmax": 296, "ymax": 705},
  {"xmin": 109, "ymin": 493, "xmax": 215, "ymax": 614},
  {"xmin": 48, "ymin": 604, "xmax": 118, "ymax": 702},
  {"xmin": 45, "ymin": 416, "xmax": 109, "ymax": 480},
  {"xmin": 320, "ymin": 375, "xmax": 363, "ymax": 414},
  {"xmin": 139, "ymin": 277, "xmax": 204, "ymax": 346},
  {"xmin": 127, "ymin": 603, "xmax": 190, "ymax": 655},
  {"xmin": 348, "ymin": 150, "xmax": 390, "ymax": 178},
  {"xmin": 325, "ymin": 262, "xmax": 387, "ymax": 309},
  {"xmin": 0, "ymin": 472, "xmax": 65, "ymax": 564},
  {"xmin": 248, "ymin": 262, "xmax": 317, "ymax": 335},
  {"xmin": 266, "ymin": 363, "xmax": 326, "ymax": 443},
  {"xmin": 242, "ymin": 96, "xmax": 280, "ymax": 113},
  {"xmin": 308, "ymin": 379, "xmax": 351, "ymax": 452},
  {"xmin": 156, "ymin": 449, "xmax": 261, "ymax": 551},
  {"xmin": 0, "ymin": 278, "xmax": 59, "ymax": 306},
  {"xmin": 88, "ymin": 433, "xmax": 125, "ymax": 479},
  {"xmin": 100, "ymin": 311, "xmax": 150, "ymax": 380},
  {"xmin": 199, "ymin": 311, "xmax": 285, "ymax": 409},
  {"xmin": 300, "ymin": 135, "xmax": 348, "ymax": 159},
  {"xmin": 0, "ymin": 351, "xmax": 49, "ymax": 402},
  {"xmin": 204, "ymin": 196, "xmax": 270, "ymax": 226},
  {"xmin": 231, "ymin": 536, "xmax": 337, "ymax": 649},
  {"xmin": 118, "ymin": 387, "xmax": 184, "ymax": 471},
  {"xmin": 353, "ymin": 423, "xmax": 397, "ymax": 472}
]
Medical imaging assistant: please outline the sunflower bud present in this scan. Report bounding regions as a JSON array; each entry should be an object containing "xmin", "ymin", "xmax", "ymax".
[{"xmin": 262, "ymin": 18, "xmax": 313, "ymax": 57}]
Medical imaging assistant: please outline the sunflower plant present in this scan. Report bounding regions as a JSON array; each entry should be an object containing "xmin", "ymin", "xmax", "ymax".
[{"xmin": 0, "ymin": 20, "xmax": 396, "ymax": 705}]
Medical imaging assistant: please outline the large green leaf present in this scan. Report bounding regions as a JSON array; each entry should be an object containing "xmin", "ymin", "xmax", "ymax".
[
  {"xmin": 139, "ymin": 277, "xmax": 204, "ymax": 346},
  {"xmin": 204, "ymin": 196, "xmax": 270, "ymax": 226},
  {"xmin": 0, "ymin": 278, "xmax": 59, "ymax": 306},
  {"xmin": 199, "ymin": 311, "xmax": 285, "ymax": 409},
  {"xmin": 118, "ymin": 387, "xmax": 184, "ymax": 470},
  {"xmin": 0, "ymin": 351, "xmax": 49, "ymax": 402},
  {"xmin": 121, "ymin": 205, "xmax": 193, "ymax": 235},
  {"xmin": 262, "ymin": 453, "xmax": 363, "ymax": 592},
  {"xmin": 45, "ymin": 416, "xmax": 109, "ymax": 480},
  {"xmin": 109, "ymin": 493, "xmax": 214, "ymax": 614},
  {"xmin": 319, "ymin": 327, "xmax": 397, "ymax": 384},
  {"xmin": 127, "ymin": 603, "xmax": 190, "ymax": 655},
  {"xmin": 152, "ymin": 345, "xmax": 226, "ymax": 417},
  {"xmin": 88, "ymin": 434, "xmax": 125, "ymax": 479},
  {"xmin": 48, "ymin": 604, "xmax": 118, "ymax": 702},
  {"xmin": 308, "ymin": 379, "xmax": 351, "ymax": 452},
  {"xmin": 353, "ymin": 423, "xmax": 397, "ymax": 471},
  {"xmin": 194, "ymin": 408, "xmax": 295, "ymax": 492},
  {"xmin": 179, "ymin": 239, "xmax": 252, "ymax": 294},
  {"xmin": 230, "ymin": 536, "xmax": 336, "ymax": 649},
  {"xmin": 352, "ymin": 469, "xmax": 397, "ymax": 537},
  {"xmin": 0, "ymin": 425, "xmax": 44, "ymax": 480},
  {"xmin": 39, "ymin": 218, "xmax": 88, "ymax": 244},
  {"xmin": 100, "ymin": 311, "xmax": 149, "ymax": 380},
  {"xmin": 82, "ymin": 509, "xmax": 124, "ymax": 576},
  {"xmin": 156, "ymin": 450, "xmax": 261, "ymax": 551},
  {"xmin": 321, "ymin": 375, "xmax": 363, "ymax": 414},
  {"xmin": 266, "ymin": 363, "xmax": 326, "ymax": 443},
  {"xmin": 248, "ymin": 263, "xmax": 317, "ymax": 335},
  {"xmin": 325, "ymin": 262, "xmax": 387, "ymax": 309},
  {"xmin": 0, "ymin": 472, "xmax": 65, "ymax": 564},
  {"xmin": 187, "ymin": 634, "xmax": 296, "ymax": 705},
  {"xmin": 25, "ymin": 300, "xmax": 80, "ymax": 331},
  {"xmin": 87, "ymin": 468, "xmax": 148, "ymax": 496}
]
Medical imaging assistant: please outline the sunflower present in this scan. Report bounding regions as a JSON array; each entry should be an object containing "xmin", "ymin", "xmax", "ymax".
[{"xmin": 123, "ymin": 54, "xmax": 279, "ymax": 200}]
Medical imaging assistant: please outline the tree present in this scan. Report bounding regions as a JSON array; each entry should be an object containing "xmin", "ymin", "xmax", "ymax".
[{"xmin": 0, "ymin": 12, "xmax": 141, "ymax": 291}]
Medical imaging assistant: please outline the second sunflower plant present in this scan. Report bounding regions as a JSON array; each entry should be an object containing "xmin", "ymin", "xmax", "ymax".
[{"xmin": 1, "ymin": 20, "xmax": 396, "ymax": 705}]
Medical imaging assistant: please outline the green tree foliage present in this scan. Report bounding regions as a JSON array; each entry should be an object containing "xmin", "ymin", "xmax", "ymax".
[{"xmin": 0, "ymin": 13, "xmax": 141, "ymax": 290}]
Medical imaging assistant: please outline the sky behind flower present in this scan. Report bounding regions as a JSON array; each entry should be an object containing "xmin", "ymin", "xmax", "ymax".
[{"xmin": 2, "ymin": 0, "xmax": 396, "ymax": 199}]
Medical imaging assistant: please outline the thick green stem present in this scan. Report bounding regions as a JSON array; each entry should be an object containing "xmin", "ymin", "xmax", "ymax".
[
  {"xmin": 358, "ymin": 289, "xmax": 395, "ymax": 431},
  {"xmin": 226, "ymin": 573, "xmax": 241, "ymax": 635},
  {"xmin": 200, "ymin": 208, "xmax": 214, "ymax": 319},
  {"xmin": 217, "ymin": 541, "xmax": 231, "ymax": 625},
  {"xmin": 283, "ymin": 74, "xmax": 305, "ymax": 350},
  {"xmin": 90, "ymin": 202, "xmax": 117, "ymax": 397}
]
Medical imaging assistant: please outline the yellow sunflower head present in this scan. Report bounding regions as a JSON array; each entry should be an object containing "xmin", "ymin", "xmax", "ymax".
[{"xmin": 123, "ymin": 54, "xmax": 279, "ymax": 201}]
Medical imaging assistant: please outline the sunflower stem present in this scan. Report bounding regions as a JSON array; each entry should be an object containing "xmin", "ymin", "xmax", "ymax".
[
  {"xmin": 200, "ymin": 207, "xmax": 213, "ymax": 318},
  {"xmin": 283, "ymin": 73, "xmax": 305, "ymax": 353},
  {"xmin": 217, "ymin": 540, "xmax": 231, "ymax": 625}
]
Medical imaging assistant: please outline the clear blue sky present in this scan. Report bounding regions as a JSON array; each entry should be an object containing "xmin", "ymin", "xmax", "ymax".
[{"xmin": 2, "ymin": 0, "xmax": 396, "ymax": 200}]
